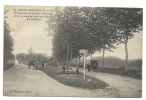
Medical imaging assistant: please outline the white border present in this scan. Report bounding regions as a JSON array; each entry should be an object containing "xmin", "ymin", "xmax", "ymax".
[{"xmin": 1, "ymin": 0, "xmax": 145, "ymax": 100}]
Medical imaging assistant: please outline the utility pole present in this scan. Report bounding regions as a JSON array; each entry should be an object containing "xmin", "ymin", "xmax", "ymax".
[{"xmin": 83, "ymin": 50, "xmax": 85, "ymax": 80}]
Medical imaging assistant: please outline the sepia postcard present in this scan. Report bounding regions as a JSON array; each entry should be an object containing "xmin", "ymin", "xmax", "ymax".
[{"xmin": 3, "ymin": 6, "xmax": 142, "ymax": 97}]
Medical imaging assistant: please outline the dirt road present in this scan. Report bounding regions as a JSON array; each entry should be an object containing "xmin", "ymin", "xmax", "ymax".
[
  {"xmin": 77, "ymin": 68, "xmax": 142, "ymax": 98},
  {"xmin": 3, "ymin": 63, "xmax": 119, "ymax": 97}
]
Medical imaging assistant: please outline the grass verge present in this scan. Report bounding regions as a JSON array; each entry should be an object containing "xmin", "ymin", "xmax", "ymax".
[
  {"xmin": 98, "ymin": 67, "xmax": 142, "ymax": 79},
  {"xmin": 41, "ymin": 66, "xmax": 108, "ymax": 90},
  {"xmin": 20, "ymin": 60, "xmax": 142, "ymax": 79},
  {"xmin": 78, "ymin": 64, "xmax": 142, "ymax": 79}
]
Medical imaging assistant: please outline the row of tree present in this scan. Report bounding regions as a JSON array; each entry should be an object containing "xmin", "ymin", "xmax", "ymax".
[
  {"xmin": 16, "ymin": 47, "xmax": 50, "ymax": 63},
  {"xmin": 4, "ymin": 10, "xmax": 15, "ymax": 70},
  {"xmin": 94, "ymin": 56, "xmax": 142, "ymax": 67},
  {"xmin": 47, "ymin": 7, "xmax": 142, "ymax": 71},
  {"xmin": 70, "ymin": 56, "xmax": 142, "ymax": 68}
]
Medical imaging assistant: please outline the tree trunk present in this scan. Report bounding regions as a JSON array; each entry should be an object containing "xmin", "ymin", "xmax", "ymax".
[
  {"xmin": 64, "ymin": 55, "xmax": 65, "ymax": 66},
  {"xmin": 66, "ymin": 45, "xmax": 69, "ymax": 68},
  {"xmin": 70, "ymin": 49, "xmax": 72, "ymax": 69},
  {"xmin": 90, "ymin": 53, "xmax": 92, "ymax": 61},
  {"xmin": 79, "ymin": 57, "xmax": 80, "ymax": 65},
  {"xmin": 72, "ymin": 59, "xmax": 73, "ymax": 65},
  {"xmin": 125, "ymin": 34, "xmax": 129, "ymax": 71},
  {"xmin": 66, "ymin": 54, "xmax": 67, "ymax": 66},
  {"xmin": 102, "ymin": 46, "xmax": 105, "ymax": 69},
  {"xmin": 73, "ymin": 58, "xmax": 74, "ymax": 65},
  {"xmin": 75, "ymin": 57, "xmax": 76, "ymax": 66},
  {"xmin": 70, "ymin": 49, "xmax": 72, "ymax": 64}
]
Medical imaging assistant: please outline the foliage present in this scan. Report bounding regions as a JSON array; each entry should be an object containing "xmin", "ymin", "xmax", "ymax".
[
  {"xmin": 28, "ymin": 47, "xmax": 33, "ymax": 54},
  {"xmin": 4, "ymin": 21, "xmax": 15, "ymax": 70},
  {"xmin": 16, "ymin": 52, "xmax": 50, "ymax": 63},
  {"xmin": 47, "ymin": 7, "xmax": 142, "ymax": 70},
  {"xmin": 129, "ymin": 59, "xmax": 142, "ymax": 67},
  {"xmin": 48, "ymin": 7, "xmax": 119, "ymax": 61},
  {"xmin": 94, "ymin": 56, "xmax": 142, "ymax": 67},
  {"xmin": 104, "ymin": 8, "xmax": 143, "ymax": 71},
  {"xmin": 98, "ymin": 67, "xmax": 142, "ymax": 79}
]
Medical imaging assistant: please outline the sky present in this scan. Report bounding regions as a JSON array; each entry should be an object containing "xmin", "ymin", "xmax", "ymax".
[
  {"xmin": 92, "ymin": 32, "xmax": 142, "ymax": 59},
  {"xmin": 5, "ymin": 6, "xmax": 54, "ymax": 56},
  {"xmin": 5, "ymin": 6, "xmax": 142, "ymax": 59}
]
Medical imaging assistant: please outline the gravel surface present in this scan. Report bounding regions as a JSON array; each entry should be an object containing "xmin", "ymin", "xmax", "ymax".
[
  {"xmin": 3, "ymin": 62, "xmax": 118, "ymax": 97},
  {"xmin": 3, "ymin": 60, "xmax": 142, "ymax": 97},
  {"xmin": 76, "ymin": 68, "xmax": 142, "ymax": 98}
]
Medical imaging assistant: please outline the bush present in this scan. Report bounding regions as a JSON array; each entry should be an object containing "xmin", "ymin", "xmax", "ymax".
[
  {"xmin": 4, "ymin": 21, "xmax": 15, "ymax": 71},
  {"xmin": 98, "ymin": 67, "xmax": 142, "ymax": 79},
  {"xmin": 4, "ymin": 54, "xmax": 15, "ymax": 71}
]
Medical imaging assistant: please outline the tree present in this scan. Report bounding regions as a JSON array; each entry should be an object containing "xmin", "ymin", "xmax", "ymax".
[
  {"xmin": 47, "ymin": 7, "xmax": 142, "ymax": 70},
  {"xmin": 28, "ymin": 47, "xmax": 33, "ymax": 54},
  {"xmin": 88, "ymin": 8, "xmax": 142, "ymax": 70},
  {"xmin": 83, "ymin": 7, "xmax": 120, "ymax": 69},
  {"xmin": 119, "ymin": 8, "xmax": 142, "ymax": 71},
  {"xmin": 47, "ymin": 7, "xmax": 118, "ymax": 67},
  {"xmin": 27, "ymin": 47, "xmax": 35, "ymax": 60},
  {"xmin": 4, "ymin": 21, "xmax": 15, "ymax": 70},
  {"xmin": 47, "ymin": 7, "xmax": 87, "ymax": 66},
  {"xmin": 103, "ymin": 8, "xmax": 143, "ymax": 71}
]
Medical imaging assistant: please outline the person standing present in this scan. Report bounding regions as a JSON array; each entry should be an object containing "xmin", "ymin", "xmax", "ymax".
[
  {"xmin": 62, "ymin": 66, "xmax": 66, "ymax": 73},
  {"xmin": 76, "ymin": 66, "xmax": 79, "ymax": 74}
]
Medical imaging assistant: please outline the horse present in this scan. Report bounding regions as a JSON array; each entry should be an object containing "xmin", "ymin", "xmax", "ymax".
[{"xmin": 28, "ymin": 60, "xmax": 38, "ymax": 70}]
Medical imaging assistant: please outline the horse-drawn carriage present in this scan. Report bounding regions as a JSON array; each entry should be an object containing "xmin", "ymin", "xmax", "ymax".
[
  {"xmin": 86, "ymin": 60, "xmax": 98, "ymax": 72},
  {"xmin": 28, "ymin": 60, "xmax": 38, "ymax": 69}
]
